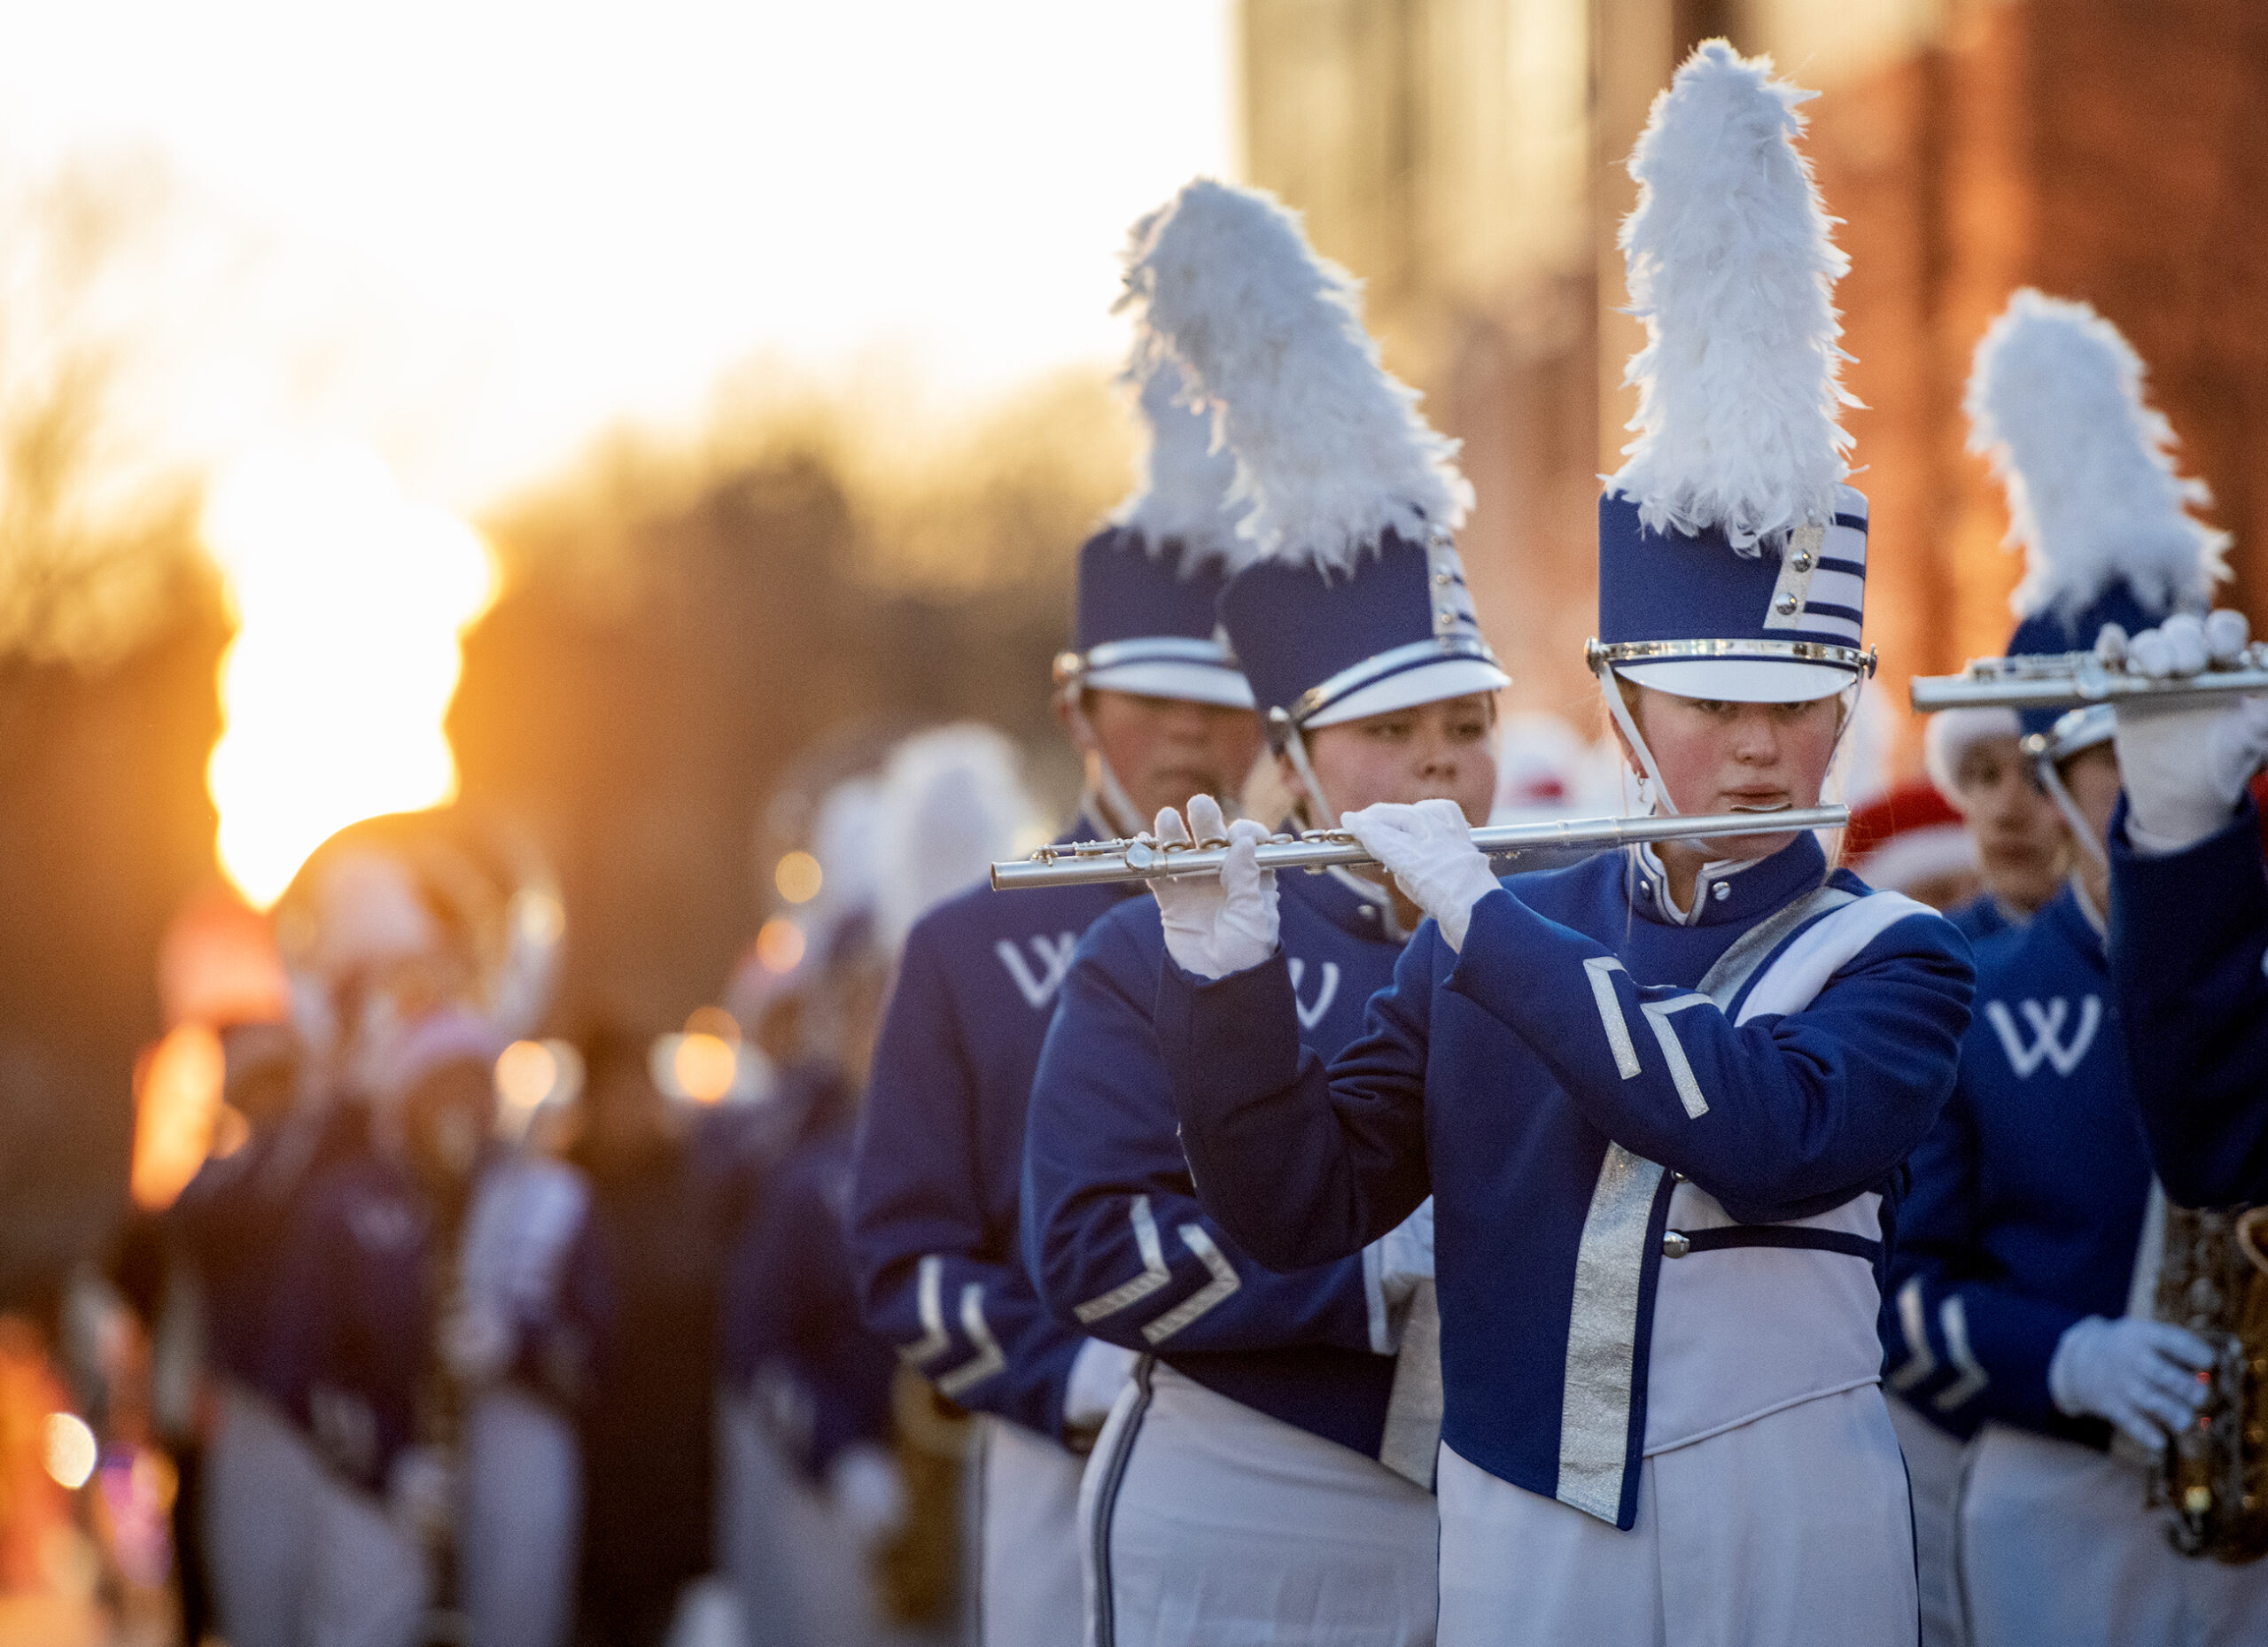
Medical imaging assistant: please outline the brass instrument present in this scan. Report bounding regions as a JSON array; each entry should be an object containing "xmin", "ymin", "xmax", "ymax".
[
  {"xmin": 2148, "ymin": 1203, "xmax": 2268, "ymax": 1563},
  {"xmin": 990, "ymin": 805, "xmax": 1851, "ymax": 891},
  {"xmin": 1909, "ymin": 643, "xmax": 2268, "ymax": 713}
]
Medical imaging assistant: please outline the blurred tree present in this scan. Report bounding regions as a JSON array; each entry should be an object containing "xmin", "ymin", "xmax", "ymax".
[
  {"xmin": 454, "ymin": 369, "xmax": 1133, "ymax": 1034},
  {"xmin": 0, "ymin": 154, "xmax": 223, "ymax": 1310},
  {"xmin": 0, "ymin": 152, "xmax": 207, "ymax": 679}
]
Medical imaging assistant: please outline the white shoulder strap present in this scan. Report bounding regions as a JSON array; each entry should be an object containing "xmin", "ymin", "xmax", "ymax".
[{"xmin": 1733, "ymin": 890, "xmax": 1940, "ymax": 1025}]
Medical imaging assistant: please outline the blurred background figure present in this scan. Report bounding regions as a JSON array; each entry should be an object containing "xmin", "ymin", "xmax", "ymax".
[
  {"xmin": 725, "ymin": 728, "xmax": 1042, "ymax": 1647},
  {"xmin": 449, "ymin": 1032, "xmax": 610, "ymax": 1647},
  {"xmin": 562, "ymin": 1025, "xmax": 731, "ymax": 1647},
  {"xmin": 1924, "ymin": 703, "xmax": 2073, "ymax": 943}
]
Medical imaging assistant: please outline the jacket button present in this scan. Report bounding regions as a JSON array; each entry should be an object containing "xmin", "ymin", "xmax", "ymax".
[
  {"xmin": 1662, "ymin": 1231, "xmax": 1691, "ymax": 1258},
  {"xmin": 1712, "ymin": 882, "xmax": 1729, "ymax": 901}
]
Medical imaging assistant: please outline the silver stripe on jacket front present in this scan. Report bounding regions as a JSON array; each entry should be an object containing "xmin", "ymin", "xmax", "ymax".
[{"xmin": 1556, "ymin": 1143, "xmax": 1666, "ymax": 1520}]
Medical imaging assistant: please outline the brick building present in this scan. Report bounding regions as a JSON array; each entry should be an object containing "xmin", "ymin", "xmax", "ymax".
[{"xmin": 1239, "ymin": 0, "xmax": 2268, "ymax": 767}]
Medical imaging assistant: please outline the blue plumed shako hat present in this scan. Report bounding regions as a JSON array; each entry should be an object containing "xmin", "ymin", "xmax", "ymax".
[
  {"xmin": 1966, "ymin": 289, "xmax": 2227, "ymax": 760},
  {"xmin": 1587, "ymin": 45, "xmax": 1874, "ymax": 708},
  {"xmin": 1218, "ymin": 522, "xmax": 1503, "ymax": 731},
  {"xmin": 1054, "ymin": 359, "xmax": 1253, "ymax": 710},
  {"xmin": 1119, "ymin": 179, "xmax": 1505, "ymax": 737}
]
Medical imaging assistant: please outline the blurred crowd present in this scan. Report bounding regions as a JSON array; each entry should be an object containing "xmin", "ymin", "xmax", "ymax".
[{"xmin": 0, "ymin": 676, "xmax": 2081, "ymax": 1647}]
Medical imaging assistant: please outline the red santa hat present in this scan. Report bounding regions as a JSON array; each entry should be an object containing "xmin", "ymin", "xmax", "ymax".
[{"xmin": 1842, "ymin": 781, "xmax": 1978, "ymax": 895}]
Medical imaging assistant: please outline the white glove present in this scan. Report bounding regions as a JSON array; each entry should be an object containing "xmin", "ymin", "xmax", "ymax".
[
  {"xmin": 1063, "ymin": 1338, "xmax": 1138, "ymax": 1431},
  {"xmin": 1150, "ymin": 794, "xmax": 1278, "ymax": 980},
  {"xmin": 2047, "ymin": 1315, "xmax": 2216, "ymax": 1451},
  {"xmin": 1370, "ymin": 1198, "xmax": 1434, "ymax": 1309},
  {"xmin": 2117, "ymin": 610, "xmax": 2268, "ymax": 854},
  {"xmin": 1340, "ymin": 799, "xmax": 1500, "ymax": 951},
  {"xmin": 826, "ymin": 1441, "xmax": 908, "ymax": 1550}
]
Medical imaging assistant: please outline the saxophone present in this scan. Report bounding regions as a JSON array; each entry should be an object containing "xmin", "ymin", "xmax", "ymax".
[{"xmin": 2148, "ymin": 1203, "xmax": 2268, "ymax": 1562}]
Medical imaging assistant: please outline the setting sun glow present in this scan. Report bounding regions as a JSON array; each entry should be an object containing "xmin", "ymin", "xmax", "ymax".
[{"xmin": 203, "ymin": 441, "xmax": 498, "ymax": 907}]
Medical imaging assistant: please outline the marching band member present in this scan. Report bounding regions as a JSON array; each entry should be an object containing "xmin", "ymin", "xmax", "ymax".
[
  {"xmin": 1923, "ymin": 702, "xmax": 2070, "ymax": 944},
  {"xmin": 1884, "ymin": 290, "xmax": 2268, "ymax": 1646},
  {"xmin": 1024, "ymin": 177, "xmax": 1498, "ymax": 1646},
  {"xmin": 1146, "ymin": 47, "xmax": 1975, "ymax": 1646},
  {"xmin": 175, "ymin": 1018, "xmax": 332, "ymax": 1647},
  {"xmin": 265, "ymin": 1006, "xmax": 512, "ymax": 1647},
  {"xmin": 847, "ymin": 367, "xmax": 1262, "ymax": 1647},
  {"xmin": 195, "ymin": 843, "xmax": 453, "ymax": 1647},
  {"xmin": 2107, "ymin": 612, "xmax": 2268, "ymax": 1206},
  {"xmin": 450, "ymin": 1055, "xmax": 611, "ymax": 1647}
]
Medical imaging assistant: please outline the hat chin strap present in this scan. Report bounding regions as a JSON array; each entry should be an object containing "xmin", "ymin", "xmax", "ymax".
[
  {"xmin": 2036, "ymin": 752, "xmax": 2110, "ymax": 873},
  {"xmin": 1060, "ymin": 688, "xmax": 1147, "ymax": 838},
  {"xmin": 1598, "ymin": 665, "xmax": 1868, "ymax": 827},
  {"xmin": 1278, "ymin": 721, "xmax": 1334, "ymax": 827},
  {"xmin": 1598, "ymin": 669, "xmax": 1678, "ymax": 817}
]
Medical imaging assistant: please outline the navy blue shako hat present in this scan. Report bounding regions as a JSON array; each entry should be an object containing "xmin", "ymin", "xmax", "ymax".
[
  {"xmin": 1219, "ymin": 524, "xmax": 1503, "ymax": 731},
  {"xmin": 1586, "ymin": 45, "xmax": 1873, "ymax": 712},
  {"xmin": 1053, "ymin": 361, "xmax": 1253, "ymax": 711},
  {"xmin": 1965, "ymin": 288, "xmax": 2227, "ymax": 758},
  {"xmin": 1119, "ymin": 179, "xmax": 1504, "ymax": 742}
]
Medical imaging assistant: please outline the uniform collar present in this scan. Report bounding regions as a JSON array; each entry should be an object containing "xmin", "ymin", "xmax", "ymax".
[
  {"xmin": 1287, "ymin": 857, "xmax": 1404, "ymax": 946},
  {"xmin": 1625, "ymin": 828, "xmax": 1829, "ymax": 928}
]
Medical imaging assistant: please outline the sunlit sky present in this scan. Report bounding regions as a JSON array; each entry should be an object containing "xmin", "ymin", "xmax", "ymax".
[{"xmin": 0, "ymin": 1, "xmax": 1237, "ymax": 509}]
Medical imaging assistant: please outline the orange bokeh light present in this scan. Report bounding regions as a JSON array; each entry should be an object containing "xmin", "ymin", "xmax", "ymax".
[
  {"xmin": 129, "ymin": 1024, "xmax": 228, "ymax": 1213},
  {"xmin": 671, "ymin": 1032, "xmax": 739, "ymax": 1105},
  {"xmin": 755, "ymin": 916, "xmax": 805, "ymax": 975}
]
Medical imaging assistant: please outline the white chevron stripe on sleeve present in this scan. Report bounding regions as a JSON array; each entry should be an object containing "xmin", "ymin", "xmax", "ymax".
[
  {"xmin": 1141, "ymin": 1224, "xmax": 1242, "ymax": 1346},
  {"xmin": 1930, "ymin": 1294, "xmax": 1990, "ymax": 1411},
  {"xmin": 1074, "ymin": 1195, "xmax": 1175, "ymax": 1324},
  {"xmin": 897, "ymin": 1255, "xmax": 952, "ymax": 1367},
  {"xmin": 936, "ymin": 1283, "xmax": 1008, "ymax": 1398},
  {"xmin": 1583, "ymin": 957, "xmax": 1643, "ymax": 1079},
  {"xmin": 1885, "ymin": 1276, "xmax": 1938, "ymax": 1393},
  {"xmin": 1639, "ymin": 994, "xmax": 1713, "ymax": 1118}
]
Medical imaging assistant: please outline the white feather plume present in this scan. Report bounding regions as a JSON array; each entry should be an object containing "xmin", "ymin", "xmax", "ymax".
[
  {"xmin": 1112, "ymin": 355, "xmax": 1244, "ymax": 568},
  {"xmin": 1118, "ymin": 178, "xmax": 1471, "ymax": 576},
  {"xmin": 1609, "ymin": 42, "xmax": 1855, "ymax": 551},
  {"xmin": 873, "ymin": 724, "xmax": 1041, "ymax": 954},
  {"xmin": 1965, "ymin": 288, "xmax": 2229, "ymax": 619}
]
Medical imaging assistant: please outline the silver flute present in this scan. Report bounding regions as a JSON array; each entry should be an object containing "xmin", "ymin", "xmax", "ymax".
[
  {"xmin": 990, "ymin": 805, "xmax": 1850, "ymax": 891},
  {"xmin": 1910, "ymin": 643, "xmax": 2268, "ymax": 712}
]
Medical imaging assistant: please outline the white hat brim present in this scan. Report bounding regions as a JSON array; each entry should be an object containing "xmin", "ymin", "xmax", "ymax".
[
  {"xmin": 1617, "ymin": 657, "xmax": 1855, "ymax": 704},
  {"xmin": 1303, "ymin": 657, "xmax": 1512, "ymax": 729},
  {"xmin": 1084, "ymin": 658, "xmax": 1256, "ymax": 709}
]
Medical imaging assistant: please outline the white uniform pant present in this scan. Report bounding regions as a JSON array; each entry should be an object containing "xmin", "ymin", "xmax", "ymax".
[
  {"xmin": 1889, "ymin": 1394, "xmax": 1968, "ymax": 1647},
  {"xmin": 1957, "ymin": 1421, "xmax": 2268, "ymax": 1647},
  {"xmin": 203, "ymin": 1382, "xmax": 323, "ymax": 1647},
  {"xmin": 462, "ymin": 1385, "xmax": 580, "ymax": 1647},
  {"xmin": 974, "ymin": 1412, "xmax": 1090, "ymax": 1647},
  {"xmin": 1437, "ymin": 1383, "xmax": 1915, "ymax": 1647},
  {"xmin": 305, "ymin": 1470, "xmax": 431, "ymax": 1647},
  {"xmin": 1081, "ymin": 1361, "xmax": 1439, "ymax": 1647}
]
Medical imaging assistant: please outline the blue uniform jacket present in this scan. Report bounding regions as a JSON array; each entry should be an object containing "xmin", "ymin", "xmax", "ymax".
[
  {"xmin": 171, "ymin": 1109, "xmax": 338, "ymax": 1396},
  {"xmin": 262, "ymin": 1147, "xmax": 432, "ymax": 1491},
  {"xmin": 849, "ymin": 820, "xmax": 1143, "ymax": 1440},
  {"xmin": 266, "ymin": 1142, "xmax": 611, "ymax": 1490},
  {"xmin": 2109, "ymin": 793, "xmax": 2268, "ymax": 1207},
  {"xmin": 1158, "ymin": 832, "xmax": 1974, "ymax": 1527},
  {"xmin": 1885, "ymin": 884, "xmax": 2148, "ymax": 1448},
  {"xmin": 725, "ymin": 1121, "xmax": 898, "ymax": 1481},
  {"xmin": 1022, "ymin": 869, "xmax": 1405, "ymax": 1458},
  {"xmin": 1947, "ymin": 891, "xmax": 2020, "ymax": 945}
]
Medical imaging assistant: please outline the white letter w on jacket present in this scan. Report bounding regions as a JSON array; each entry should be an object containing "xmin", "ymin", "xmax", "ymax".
[
  {"xmin": 996, "ymin": 933, "xmax": 1079, "ymax": 1008},
  {"xmin": 1983, "ymin": 996, "xmax": 2101, "ymax": 1078}
]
